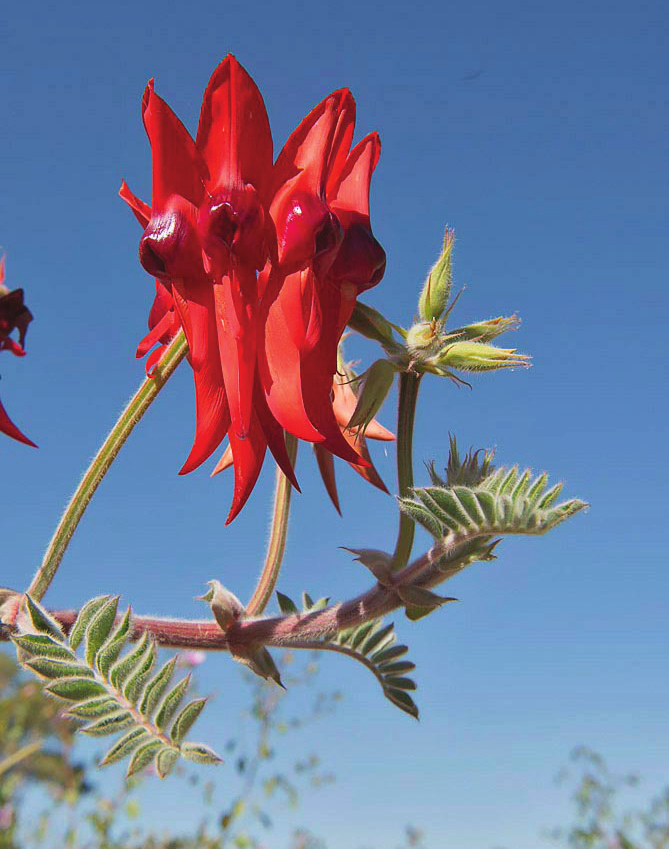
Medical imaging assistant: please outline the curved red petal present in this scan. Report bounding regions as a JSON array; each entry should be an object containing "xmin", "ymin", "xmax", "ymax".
[
  {"xmin": 213, "ymin": 267, "xmax": 257, "ymax": 440},
  {"xmin": 211, "ymin": 441, "xmax": 234, "ymax": 475},
  {"xmin": 253, "ymin": 380, "xmax": 300, "ymax": 491},
  {"xmin": 119, "ymin": 179, "xmax": 151, "ymax": 227},
  {"xmin": 136, "ymin": 308, "xmax": 175, "ymax": 358},
  {"xmin": 313, "ymin": 444, "xmax": 341, "ymax": 515},
  {"xmin": 328, "ymin": 131, "xmax": 380, "ymax": 216},
  {"xmin": 341, "ymin": 428, "xmax": 389, "ymax": 493},
  {"xmin": 0, "ymin": 397, "xmax": 36, "ymax": 447},
  {"xmin": 225, "ymin": 411, "xmax": 267, "ymax": 523},
  {"xmin": 178, "ymin": 356, "xmax": 231, "ymax": 474},
  {"xmin": 142, "ymin": 79, "xmax": 206, "ymax": 209},
  {"xmin": 197, "ymin": 54, "xmax": 273, "ymax": 200}
]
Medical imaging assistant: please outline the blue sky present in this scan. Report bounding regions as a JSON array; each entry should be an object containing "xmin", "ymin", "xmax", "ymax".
[{"xmin": 1, "ymin": 0, "xmax": 667, "ymax": 846}]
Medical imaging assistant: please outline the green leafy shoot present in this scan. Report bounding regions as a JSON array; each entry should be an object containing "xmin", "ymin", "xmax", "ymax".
[
  {"xmin": 276, "ymin": 591, "xmax": 419, "ymax": 720},
  {"xmin": 401, "ymin": 465, "xmax": 586, "ymax": 543},
  {"xmin": 12, "ymin": 595, "xmax": 221, "ymax": 778}
]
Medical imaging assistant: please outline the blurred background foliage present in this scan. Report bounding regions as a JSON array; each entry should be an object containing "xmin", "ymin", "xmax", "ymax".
[{"xmin": 1, "ymin": 647, "xmax": 667, "ymax": 849}]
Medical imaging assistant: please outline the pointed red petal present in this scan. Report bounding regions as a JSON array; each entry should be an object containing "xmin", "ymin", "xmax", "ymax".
[
  {"xmin": 197, "ymin": 54, "xmax": 273, "ymax": 200},
  {"xmin": 313, "ymin": 444, "xmax": 341, "ymax": 515},
  {"xmin": 119, "ymin": 179, "xmax": 151, "ymax": 227},
  {"xmin": 253, "ymin": 380, "xmax": 300, "ymax": 491},
  {"xmin": 178, "ymin": 356, "xmax": 231, "ymax": 474},
  {"xmin": 225, "ymin": 411, "xmax": 267, "ymax": 523},
  {"xmin": 341, "ymin": 428, "xmax": 389, "ymax": 493},
  {"xmin": 142, "ymin": 79, "xmax": 206, "ymax": 208},
  {"xmin": 136, "ymin": 308, "xmax": 176, "ymax": 358},
  {"xmin": 0, "ymin": 397, "xmax": 36, "ymax": 447},
  {"xmin": 328, "ymin": 131, "xmax": 380, "ymax": 216},
  {"xmin": 213, "ymin": 267, "xmax": 257, "ymax": 440}
]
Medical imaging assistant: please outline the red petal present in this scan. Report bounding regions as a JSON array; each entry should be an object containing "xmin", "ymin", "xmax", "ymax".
[
  {"xmin": 211, "ymin": 441, "xmax": 234, "ymax": 475},
  {"xmin": 179, "ymin": 355, "xmax": 231, "ymax": 474},
  {"xmin": 136, "ymin": 308, "xmax": 176, "ymax": 358},
  {"xmin": 328, "ymin": 131, "xmax": 380, "ymax": 216},
  {"xmin": 142, "ymin": 79, "xmax": 206, "ymax": 209},
  {"xmin": 225, "ymin": 411, "xmax": 267, "ymax": 523},
  {"xmin": 212, "ymin": 265, "xmax": 258, "ymax": 440},
  {"xmin": 341, "ymin": 427, "xmax": 389, "ymax": 493},
  {"xmin": 313, "ymin": 444, "xmax": 341, "ymax": 515},
  {"xmin": 253, "ymin": 380, "xmax": 300, "ymax": 491},
  {"xmin": 0, "ymin": 396, "xmax": 36, "ymax": 447},
  {"xmin": 197, "ymin": 54, "xmax": 273, "ymax": 200},
  {"xmin": 119, "ymin": 179, "xmax": 151, "ymax": 227}
]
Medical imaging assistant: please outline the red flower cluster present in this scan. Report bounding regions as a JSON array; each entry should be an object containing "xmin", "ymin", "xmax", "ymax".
[
  {"xmin": 121, "ymin": 56, "xmax": 386, "ymax": 521},
  {"xmin": 0, "ymin": 256, "xmax": 36, "ymax": 447}
]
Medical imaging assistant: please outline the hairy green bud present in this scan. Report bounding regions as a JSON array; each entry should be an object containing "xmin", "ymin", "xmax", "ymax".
[
  {"xmin": 433, "ymin": 340, "xmax": 531, "ymax": 372},
  {"xmin": 418, "ymin": 228, "xmax": 455, "ymax": 322},
  {"xmin": 346, "ymin": 359, "xmax": 398, "ymax": 436}
]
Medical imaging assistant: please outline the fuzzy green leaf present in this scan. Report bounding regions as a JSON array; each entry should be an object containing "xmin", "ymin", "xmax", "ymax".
[
  {"xmin": 109, "ymin": 631, "xmax": 150, "ymax": 690},
  {"xmin": 170, "ymin": 698, "xmax": 207, "ymax": 745},
  {"xmin": 12, "ymin": 634, "xmax": 77, "ymax": 661},
  {"xmin": 122, "ymin": 639, "xmax": 156, "ymax": 702},
  {"xmin": 46, "ymin": 677, "xmax": 108, "ymax": 701},
  {"xmin": 67, "ymin": 696, "xmax": 120, "ymax": 718},
  {"xmin": 100, "ymin": 728, "xmax": 151, "ymax": 767},
  {"xmin": 96, "ymin": 607, "xmax": 132, "ymax": 676},
  {"xmin": 69, "ymin": 596, "xmax": 111, "ymax": 650},
  {"xmin": 81, "ymin": 711, "xmax": 134, "ymax": 736},
  {"xmin": 126, "ymin": 739, "xmax": 163, "ymax": 778},
  {"xmin": 26, "ymin": 657, "xmax": 94, "ymax": 680},
  {"xmin": 155, "ymin": 675, "xmax": 191, "ymax": 730},
  {"xmin": 276, "ymin": 592, "xmax": 298, "ymax": 614},
  {"xmin": 139, "ymin": 656, "xmax": 177, "ymax": 717},
  {"xmin": 22, "ymin": 595, "xmax": 64, "ymax": 640},
  {"xmin": 155, "ymin": 746, "xmax": 179, "ymax": 779},
  {"xmin": 85, "ymin": 596, "xmax": 120, "ymax": 667},
  {"xmin": 180, "ymin": 743, "xmax": 223, "ymax": 764}
]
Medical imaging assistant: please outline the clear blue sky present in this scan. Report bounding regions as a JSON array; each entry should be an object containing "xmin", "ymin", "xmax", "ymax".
[{"xmin": 1, "ymin": 0, "xmax": 667, "ymax": 846}]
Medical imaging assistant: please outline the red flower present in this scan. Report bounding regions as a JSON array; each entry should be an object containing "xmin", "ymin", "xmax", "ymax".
[
  {"xmin": 121, "ymin": 57, "xmax": 385, "ymax": 521},
  {"xmin": 0, "ymin": 257, "xmax": 36, "ymax": 447},
  {"xmin": 259, "ymin": 90, "xmax": 386, "ymax": 463}
]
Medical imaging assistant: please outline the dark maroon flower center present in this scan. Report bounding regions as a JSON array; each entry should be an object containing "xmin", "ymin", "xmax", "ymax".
[{"xmin": 328, "ymin": 222, "xmax": 386, "ymax": 292}]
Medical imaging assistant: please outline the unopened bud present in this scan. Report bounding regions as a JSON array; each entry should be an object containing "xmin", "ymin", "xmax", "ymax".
[
  {"xmin": 346, "ymin": 359, "xmax": 397, "ymax": 436},
  {"xmin": 199, "ymin": 580, "xmax": 244, "ymax": 632},
  {"xmin": 405, "ymin": 320, "xmax": 441, "ymax": 358},
  {"xmin": 448, "ymin": 314, "xmax": 520, "ymax": 343},
  {"xmin": 434, "ymin": 341, "xmax": 531, "ymax": 372},
  {"xmin": 418, "ymin": 228, "xmax": 455, "ymax": 322}
]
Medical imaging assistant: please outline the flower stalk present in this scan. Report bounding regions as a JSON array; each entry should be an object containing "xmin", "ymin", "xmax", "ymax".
[
  {"xmin": 27, "ymin": 332, "xmax": 188, "ymax": 601},
  {"xmin": 391, "ymin": 370, "xmax": 422, "ymax": 569},
  {"xmin": 245, "ymin": 434, "xmax": 298, "ymax": 617}
]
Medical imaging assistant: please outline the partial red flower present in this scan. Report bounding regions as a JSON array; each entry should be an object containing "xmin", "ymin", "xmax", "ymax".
[
  {"xmin": 0, "ymin": 257, "xmax": 36, "ymax": 447},
  {"xmin": 313, "ymin": 368, "xmax": 394, "ymax": 514},
  {"xmin": 259, "ymin": 90, "xmax": 385, "ymax": 465},
  {"xmin": 121, "ymin": 57, "xmax": 386, "ymax": 521}
]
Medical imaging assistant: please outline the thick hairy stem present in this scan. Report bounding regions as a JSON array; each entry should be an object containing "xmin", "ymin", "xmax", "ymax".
[
  {"xmin": 5, "ymin": 536, "xmax": 471, "ymax": 651},
  {"xmin": 245, "ymin": 434, "xmax": 298, "ymax": 617},
  {"xmin": 391, "ymin": 371, "xmax": 422, "ymax": 569},
  {"xmin": 28, "ymin": 332, "xmax": 188, "ymax": 602}
]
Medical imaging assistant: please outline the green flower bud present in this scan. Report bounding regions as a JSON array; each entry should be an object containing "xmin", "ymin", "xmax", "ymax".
[
  {"xmin": 433, "ymin": 340, "xmax": 531, "ymax": 372},
  {"xmin": 447, "ymin": 314, "xmax": 520, "ymax": 343},
  {"xmin": 405, "ymin": 320, "xmax": 441, "ymax": 358},
  {"xmin": 418, "ymin": 228, "xmax": 455, "ymax": 322},
  {"xmin": 346, "ymin": 359, "xmax": 398, "ymax": 436}
]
